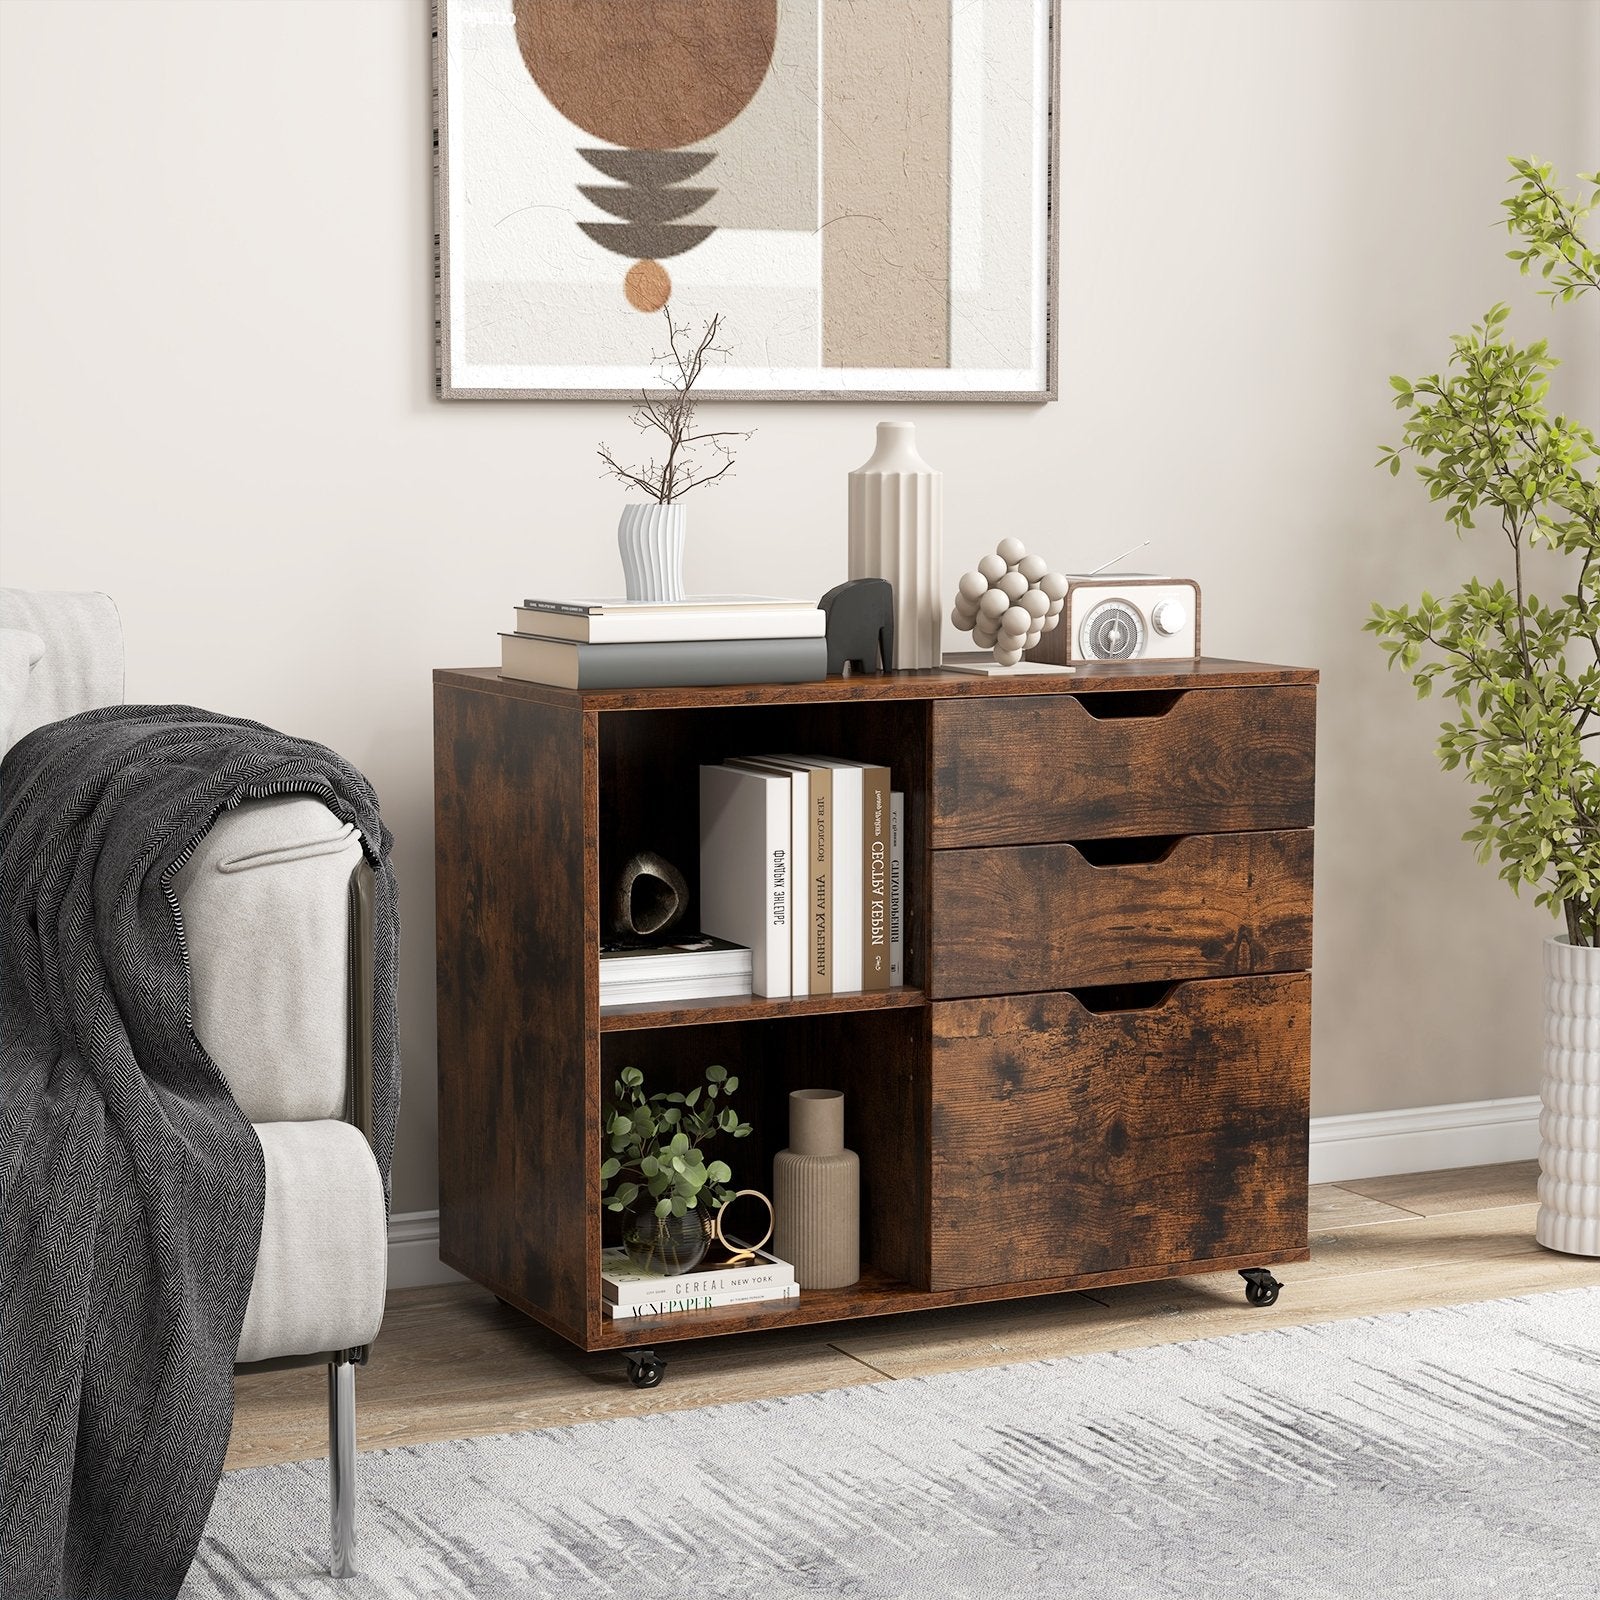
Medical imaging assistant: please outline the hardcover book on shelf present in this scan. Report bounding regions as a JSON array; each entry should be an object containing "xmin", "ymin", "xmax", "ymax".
[
  {"xmin": 762, "ymin": 758, "xmax": 832, "ymax": 994},
  {"xmin": 888, "ymin": 792, "xmax": 905, "ymax": 986},
  {"xmin": 499, "ymin": 632, "xmax": 827, "ymax": 690},
  {"xmin": 775, "ymin": 757, "xmax": 886, "ymax": 992},
  {"xmin": 514, "ymin": 600, "xmax": 826, "ymax": 645},
  {"xmin": 699, "ymin": 765, "xmax": 793, "ymax": 997},
  {"xmin": 861, "ymin": 764, "xmax": 891, "ymax": 991},
  {"xmin": 723, "ymin": 757, "xmax": 815, "ymax": 995}
]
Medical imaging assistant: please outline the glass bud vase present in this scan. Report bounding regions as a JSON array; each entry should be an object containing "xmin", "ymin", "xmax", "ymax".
[{"xmin": 623, "ymin": 1200, "xmax": 712, "ymax": 1277}]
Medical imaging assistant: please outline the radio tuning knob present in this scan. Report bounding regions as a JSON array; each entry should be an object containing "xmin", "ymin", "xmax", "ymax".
[{"xmin": 1151, "ymin": 599, "xmax": 1187, "ymax": 636}]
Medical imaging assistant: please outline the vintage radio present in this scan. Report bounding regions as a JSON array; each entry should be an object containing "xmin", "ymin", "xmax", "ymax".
[{"xmin": 1028, "ymin": 576, "xmax": 1200, "ymax": 665}]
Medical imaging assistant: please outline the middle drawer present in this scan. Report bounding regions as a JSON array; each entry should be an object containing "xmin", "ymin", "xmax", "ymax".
[{"xmin": 928, "ymin": 830, "xmax": 1313, "ymax": 998}]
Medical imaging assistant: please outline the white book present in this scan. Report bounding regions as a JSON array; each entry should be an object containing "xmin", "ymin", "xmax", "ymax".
[
  {"xmin": 724, "ymin": 758, "xmax": 814, "ymax": 994},
  {"xmin": 514, "ymin": 604, "xmax": 826, "ymax": 645},
  {"xmin": 601, "ymin": 1243, "xmax": 795, "ymax": 1305},
  {"xmin": 790, "ymin": 759, "xmax": 863, "ymax": 992},
  {"xmin": 699, "ymin": 765, "xmax": 792, "ymax": 998},
  {"xmin": 889, "ymin": 791, "xmax": 904, "ymax": 986},
  {"xmin": 606, "ymin": 1284, "xmax": 799, "ymax": 1319}
]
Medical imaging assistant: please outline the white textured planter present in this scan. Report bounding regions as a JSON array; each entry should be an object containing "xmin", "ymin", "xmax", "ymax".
[
  {"xmin": 1537, "ymin": 935, "xmax": 1600, "ymax": 1257},
  {"xmin": 847, "ymin": 421, "xmax": 943, "ymax": 669},
  {"xmin": 617, "ymin": 503, "xmax": 686, "ymax": 603}
]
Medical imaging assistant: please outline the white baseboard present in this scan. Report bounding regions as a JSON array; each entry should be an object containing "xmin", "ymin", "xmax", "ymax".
[
  {"xmin": 387, "ymin": 1210, "xmax": 461, "ymax": 1290},
  {"xmin": 387, "ymin": 1096, "xmax": 1544, "ymax": 1288},
  {"xmin": 1307, "ymin": 1095, "xmax": 1540, "ymax": 1185}
]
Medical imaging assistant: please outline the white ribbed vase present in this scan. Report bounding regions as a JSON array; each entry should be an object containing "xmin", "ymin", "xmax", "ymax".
[
  {"xmin": 848, "ymin": 422, "xmax": 943, "ymax": 669},
  {"xmin": 1537, "ymin": 935, "xmax": 1600, "ymax": 1257},
  {"xmin": 617, "ymin": 503, "xmax": 686, "ymax": 603}
]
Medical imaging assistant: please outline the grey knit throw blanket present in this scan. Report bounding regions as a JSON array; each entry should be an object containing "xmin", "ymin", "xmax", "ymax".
[{"xmin": 0, "ymin": 706, "xmax": 400, "ymax": 1600}]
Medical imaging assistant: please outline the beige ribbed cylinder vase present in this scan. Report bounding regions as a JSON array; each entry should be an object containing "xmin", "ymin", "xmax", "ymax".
[
  {"xmin": 848, "ymin": 421, "xmax": 943, "ymax": 669},
  {"xmin": 773, "ymin": 1089, "xmax": 860, "ymax": 1289},
  {"xmin": 1537, "ymin": 935, "xmax": 1600, "ymax": 1256}
]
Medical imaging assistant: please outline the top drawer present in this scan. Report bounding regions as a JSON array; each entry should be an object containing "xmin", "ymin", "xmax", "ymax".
[{"xmin": 932, "ymin": 686, "xmax": 1316, "ymax": 846}]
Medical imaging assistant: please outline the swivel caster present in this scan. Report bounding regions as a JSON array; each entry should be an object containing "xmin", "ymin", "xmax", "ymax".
[
  {"xmin": 625, "ymin": 1349, "xmax": 667, "ymax": 1389},
  {"xmin": 1239, "ymin": 1268, "xmax": 1282, "ymax": 1307}
]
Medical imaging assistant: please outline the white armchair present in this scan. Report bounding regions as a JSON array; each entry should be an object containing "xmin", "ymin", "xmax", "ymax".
[{"xmin": 0, "ymin": 589, "xmax": 386, "ymax": 1577}]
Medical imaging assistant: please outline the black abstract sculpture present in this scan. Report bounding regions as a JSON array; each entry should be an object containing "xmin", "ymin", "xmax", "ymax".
[
  {"xmin": 819, "ymin": 579, "xmax": 895, "ymax": 677},
  {"xmin": 612, "ymin": 852, "xmax": 691, "ymax": 939}
]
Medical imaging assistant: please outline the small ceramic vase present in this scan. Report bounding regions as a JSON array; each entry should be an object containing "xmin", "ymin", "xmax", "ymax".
[
  {"xmin": 847, "ymin": 422, "xmax": 943, "ymax": 669},
  {"xmin": 773, "ymin": 1089, "xmax": 860, "ymax": 1289},
  {"xmin": 618, "ymin": 502, "xmax": 686, "ymax": 602}
]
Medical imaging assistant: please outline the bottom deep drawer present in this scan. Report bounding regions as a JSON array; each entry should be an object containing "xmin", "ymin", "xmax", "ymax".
[{"xmin": 930, "ymin": 974, "xmax": 1310, "ymax": 1291}]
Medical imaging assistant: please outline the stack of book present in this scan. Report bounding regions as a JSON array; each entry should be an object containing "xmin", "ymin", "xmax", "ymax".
[
  {"xmin": 699, "ymin": 756, "xmax": 904, "ymax": 998},
  {"xmin": 602, "ymin": 1243, "xmax": 797, "ymax": 1320},
  {"xmin": 598, "ymin": 935, "xmax": 752, "ymax": 1009},
  {"xmin": 499, "ymin": 595, "xmax": 828, "ymax": 689}
]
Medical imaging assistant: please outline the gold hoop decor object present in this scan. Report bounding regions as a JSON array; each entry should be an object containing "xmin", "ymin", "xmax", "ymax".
[{"xmin": 710, "ymin": 1189, "xmax": 774, "ymax": 1266}]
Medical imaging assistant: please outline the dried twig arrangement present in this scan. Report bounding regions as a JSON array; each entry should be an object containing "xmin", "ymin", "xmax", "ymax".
[{"xmin": 598, "ymin": 311, "xmax": 754, "ymax": 504}]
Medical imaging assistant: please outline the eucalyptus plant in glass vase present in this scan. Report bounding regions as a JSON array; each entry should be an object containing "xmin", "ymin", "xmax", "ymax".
[
  {"xmin": 1369, "ymin": 157, "xmax": 1599, "ymax": 1256},
  {"xmin": 600, "ymin": 1063, "xmax": 753, "ymax": 1275},
  {"xmin": 598, "ymin": 311, "xmax": 753, "ymax": 604}
]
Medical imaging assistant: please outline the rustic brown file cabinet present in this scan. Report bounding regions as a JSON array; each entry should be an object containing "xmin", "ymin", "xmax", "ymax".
[{"xmin": 433, "ymin": 659, "xmax": 1317, "ymax": 1380}]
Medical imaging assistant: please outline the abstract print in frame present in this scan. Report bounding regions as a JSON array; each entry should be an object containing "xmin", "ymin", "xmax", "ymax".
[{"xmin": 434, "ymin": 0, "xmax": 1058, "ymax": 401}]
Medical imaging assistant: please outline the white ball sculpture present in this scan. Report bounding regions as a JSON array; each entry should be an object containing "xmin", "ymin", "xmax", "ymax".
[{"xmin": 950, "ymin": 541, "xmax": 1069, "ymax": 666}]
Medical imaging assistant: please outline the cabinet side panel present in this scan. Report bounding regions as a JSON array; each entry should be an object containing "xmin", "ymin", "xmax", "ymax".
[{"xmin": 434, "ymin": 682, "xmax": 592, "ymax": 1339}]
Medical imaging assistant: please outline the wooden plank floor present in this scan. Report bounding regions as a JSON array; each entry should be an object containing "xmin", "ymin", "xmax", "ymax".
[{"xmin": 227, "ymin": 1160, "xmax": 1600, "ymax": 1469}]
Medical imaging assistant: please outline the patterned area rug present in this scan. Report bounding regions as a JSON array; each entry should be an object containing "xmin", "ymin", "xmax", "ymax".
[{"xmin": 185, "ymin": 1290, "xmax": 1600, "ymax": 1599}]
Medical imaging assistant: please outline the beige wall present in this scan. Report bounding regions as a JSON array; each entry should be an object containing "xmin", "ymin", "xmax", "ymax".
[{"xmin": 2, "ymin": 0, "xmax": 1596, "ymax": 1214}]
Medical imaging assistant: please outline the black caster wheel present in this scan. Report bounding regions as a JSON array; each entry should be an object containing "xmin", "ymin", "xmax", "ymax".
[
  {"xmin": 625, "ymin": 1349, "xmax": 667, "ymax": 1389},
  {"xmin": 1239, "ymin": 1268, "xmax": 1282, "ymax": 1307}
]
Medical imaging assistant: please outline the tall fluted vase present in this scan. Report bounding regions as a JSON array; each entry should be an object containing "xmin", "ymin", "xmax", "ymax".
[
  {"xmin": 618, "ymin": 502, "xmax": 686, "ymax": 603},
  {"xmin": 1537, "ymin": 935, "xmax": 1600, "ymax": 1256},
  {"xmin": 848, "ymin": 422, "xmax": 943, "ymax": 669},
  {"xmin": 772, "ymin": 1089, "xmax": 859, "ymax": 1289}
]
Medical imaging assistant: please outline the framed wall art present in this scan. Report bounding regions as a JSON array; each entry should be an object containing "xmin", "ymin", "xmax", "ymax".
[{"xmin": 434, "ymin": 1, "xmax": 1059, "ymax": 401}]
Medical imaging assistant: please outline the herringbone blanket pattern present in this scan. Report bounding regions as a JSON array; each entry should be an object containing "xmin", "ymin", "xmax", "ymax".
[{"xmin": 0, "ymin": 706, "xmax": 400, "ymax": 1600}]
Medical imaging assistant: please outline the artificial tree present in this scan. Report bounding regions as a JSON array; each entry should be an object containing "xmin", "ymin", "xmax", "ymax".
[{"xmin": 1369, "ymin": 158, "xmax": 1600, "ymax": 944}]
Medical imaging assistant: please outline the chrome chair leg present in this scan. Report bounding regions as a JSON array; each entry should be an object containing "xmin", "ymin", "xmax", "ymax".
[{"xmin": 328, "ymin": 1357, "xmax": 357, "ymax": 1577}]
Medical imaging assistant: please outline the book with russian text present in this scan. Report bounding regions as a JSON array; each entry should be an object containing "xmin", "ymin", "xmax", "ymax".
[
  {"xmin": 889, "ymin": 791, "xmax": 904, "ymax": 986},
  {"xmin": 699, "ymin": 764, "xmax": 792, "ymax": 997}
]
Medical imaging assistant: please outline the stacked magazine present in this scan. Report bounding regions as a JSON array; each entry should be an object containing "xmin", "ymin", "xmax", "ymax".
[
  {"xmin": 601, "ymin": 1244, "xmax": 797, "ymax": 1320},
  {"xmin": 598, "ymin": 934, "xmax": 752, "ymax": 1009}
]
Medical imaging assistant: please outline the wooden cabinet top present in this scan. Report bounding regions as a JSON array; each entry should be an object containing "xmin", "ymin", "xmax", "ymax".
[{"xmin": 434, "ymin": 657, "xmax": 1318, "ymax": 714}]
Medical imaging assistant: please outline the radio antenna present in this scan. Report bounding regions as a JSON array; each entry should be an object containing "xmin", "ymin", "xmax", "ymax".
[{"xmin": 1088, "ymin": 539, "xmax": 1150, "ymax": 577}]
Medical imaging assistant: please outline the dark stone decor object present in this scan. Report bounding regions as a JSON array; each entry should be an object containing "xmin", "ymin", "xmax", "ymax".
[
  {"xmin": 612, "ymin": 851, "xmax": 690, "ymax": 938},
  {"xmin": 819, "ymin": 578, "xmax": 895, "ymax": 677}
]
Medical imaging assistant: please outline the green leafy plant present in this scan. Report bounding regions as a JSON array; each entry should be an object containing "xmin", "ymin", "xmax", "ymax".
[
  {"xmin": 1368, "ymin": 157, "xmax": 1599, "ymax": 944},
  {"xmin": 600, "ymin": 1062, "xmax": 753, "ymax": 1219}
]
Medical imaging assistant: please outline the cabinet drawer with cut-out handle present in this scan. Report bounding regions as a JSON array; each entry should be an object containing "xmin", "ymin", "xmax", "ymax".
[
  {"xmin": 928, "ymin": 830, "xmax": 1313, "ymax": 998},
  {"xmin": 931, "ymin": 686, "xmax": 1316, "ymax": 846},
  {"xmin": 929, "ymin": 975, "xmax": 1310, "ymax": 1290}
]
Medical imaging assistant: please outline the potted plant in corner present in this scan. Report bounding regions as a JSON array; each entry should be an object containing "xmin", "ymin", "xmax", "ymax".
[
  {"xmin": 600, "ymin": 1062, "xmax": 753, "ymax": 1275},
  {"xmin": 1370, "ymin": 157, "xmax": 1599, "ymax": 1256},
  {"xmin": 598, "ymin": 311, "xmax": 753, "ymax": 603}
]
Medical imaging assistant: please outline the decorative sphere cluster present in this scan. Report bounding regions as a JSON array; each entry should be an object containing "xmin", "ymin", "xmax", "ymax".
[{"xmin": 950, "ymin": 538, "xmax": 1069, "ymax": 665}]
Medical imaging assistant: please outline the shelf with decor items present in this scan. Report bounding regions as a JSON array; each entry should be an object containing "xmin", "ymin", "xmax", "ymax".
[{"xmin": 432, "ymin": 660, "xmax": 1318, "ymax": 1362}]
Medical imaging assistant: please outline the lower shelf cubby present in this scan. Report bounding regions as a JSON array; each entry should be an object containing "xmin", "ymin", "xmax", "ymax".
[{"xmin": 598, "ymin": 1006, "xmax": 932, "ymax": 1304}]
